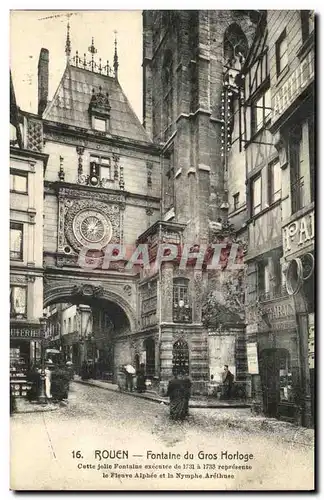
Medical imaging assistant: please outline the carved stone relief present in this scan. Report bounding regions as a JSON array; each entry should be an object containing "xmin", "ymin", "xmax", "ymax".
[{"xmin": 10, "ymin": 275, "xmax": 27, "ymax": 284}]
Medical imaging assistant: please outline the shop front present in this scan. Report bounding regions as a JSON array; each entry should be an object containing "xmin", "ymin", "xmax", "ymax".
[
  {"xmin": 258, "ymin": 329, "xmax": 300, "ymax": 423},
  {"xmin": 282, "ymin": 207, "xmax": 315, "ymax": 427},
  {"xmin": 246, "ymin": 295, "xmax": 302, "ymax": 423},
  {"xmin": 10, "ymin": 322, "xmax": 42, "ymax": 398}
]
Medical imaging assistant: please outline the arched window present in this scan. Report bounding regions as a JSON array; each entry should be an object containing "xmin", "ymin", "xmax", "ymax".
[
  {"xmin": 173, "ymin": 278, "xmax": 192, "ymax": 323},
  {"xmin": 172, "ymin": 338, "xmax": 189, "ymax": 375},
  {"xmin": 223, "ymin": 23, "xmax": 248, "ymax": 65}
]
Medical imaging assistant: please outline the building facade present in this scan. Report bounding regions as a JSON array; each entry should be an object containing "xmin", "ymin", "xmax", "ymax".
[
  {"xmin": 10, "ymin": 74, "xmax": 48, "ymax": 394},
  {"xmin": 25, "ymin": 12, "xmax": 259, "ymax": 396},
  {"xmin": 232, "ymin": 10, "xmax": 315, "ymax": 426},
  {"xmin": 39, "ymin": 31, "xmax": 163, "ymax": 381},
  {"xmin": 141, "ymin": 10, "xmax": 260, "ymax": 393},
  {"xmin": 10, "ymin": 11, "xmax": 315, "ymax": 415}
]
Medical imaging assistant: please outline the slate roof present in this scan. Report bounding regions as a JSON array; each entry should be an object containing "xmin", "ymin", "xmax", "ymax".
[{"xmin": 43, "ymin": 63, "xmax": 151, "ymax": 143}]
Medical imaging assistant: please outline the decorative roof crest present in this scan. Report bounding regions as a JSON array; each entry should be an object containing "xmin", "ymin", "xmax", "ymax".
[{"xmin": 66, "ymin": 29, "xmax": 119, "ymax": 79}]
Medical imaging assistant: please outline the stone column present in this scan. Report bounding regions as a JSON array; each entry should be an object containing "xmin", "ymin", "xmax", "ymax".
[
  {"xmin": 159, "ymin": 325, "xmax": 174, "ymax": 395},
  {"xmin": 160, "ymin": 262, "xmax": 173, "ymax": 323}
]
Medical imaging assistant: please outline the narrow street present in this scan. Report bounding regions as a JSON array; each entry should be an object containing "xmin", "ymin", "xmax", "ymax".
[{"xmin": 10, "ymin": 382, "xmax": 314, "ymax": 491}]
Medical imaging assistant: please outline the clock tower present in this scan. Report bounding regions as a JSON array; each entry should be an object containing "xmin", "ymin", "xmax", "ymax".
[
  {"xmin": 142, "ymin": 11, "xmax": 257, "ymax": 392},
  {"xmin": 40, "ymin": 26, "xmax": 161, "ymax": 377}
]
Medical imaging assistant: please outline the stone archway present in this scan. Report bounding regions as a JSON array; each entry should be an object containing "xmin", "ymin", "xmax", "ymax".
[
  {"xmin": 44, "ymin": 281, "xmax": 137, "ymax": 333},
  {"xmin": 43, "ymin": 279, "xmax": 138, "ymax": 381}
]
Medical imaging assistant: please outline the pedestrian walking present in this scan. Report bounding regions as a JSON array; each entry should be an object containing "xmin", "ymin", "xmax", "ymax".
[
  {"xmin": 222, "ymin": 365, "xmax": 234, "ymax": 399},
  {"xmin": 136, "ymin": 363, "xmax": 146, "ymax": 393},
  {"xmin": 166, "ymin": 369, "xmax": 192, "ymax": 421},
  {"xmin": 44, "ymin": 361, "xmax": 53, "ymax": 399},
  {"xmin": 124, "ymin": 364, "xmax": 136, "ymax": 392}
]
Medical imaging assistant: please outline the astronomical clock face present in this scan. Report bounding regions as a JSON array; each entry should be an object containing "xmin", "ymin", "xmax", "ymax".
[{"xmin": 72, "ymin": 209, "xmax": 112, "ymax": 247}]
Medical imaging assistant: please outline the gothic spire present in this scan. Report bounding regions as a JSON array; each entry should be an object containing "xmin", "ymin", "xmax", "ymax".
[
  {"xmin": 113, "ymin": 30, "xmax": 119, "ymax": 79},
  {"xmin": 65, "ymin": 21, "xmax": 71, "ymax": 62}
]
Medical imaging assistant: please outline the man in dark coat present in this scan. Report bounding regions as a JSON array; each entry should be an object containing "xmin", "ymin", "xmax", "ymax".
[
  {"xmin": 136, "ymin": 363, "xmax": 146, "ymax": 393},
  {"xmin": 222, "ymin": 365, "xmax": 234, "ymax": 399},
  {"xmin": 167, "ymin": 369, "xmax": 192, "ymax": 421}
]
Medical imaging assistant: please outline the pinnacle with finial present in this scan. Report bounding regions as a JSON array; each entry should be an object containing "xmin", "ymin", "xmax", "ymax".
[
  {"xmin": 65, "ymin": 21, "xmax": 71, "ymax": 60},
  {"xmin": 113, "ymin": 30, "xmax": 119, "ymax": 79}
]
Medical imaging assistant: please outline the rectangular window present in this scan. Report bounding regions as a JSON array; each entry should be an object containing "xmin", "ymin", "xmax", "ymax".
[
  {"xmin": 173, "ymin": 279, "xmax": 191, "ymax": 323},
  {"xmin": 289, "ymin": 125, "xmax": 304, "ymax": 213},
  {"xmin": 100, "ymin": 157, "xmax": 111, "ymax": 181},
  {"xmin": 68, "ymin": 317, "xmax": 71, "ymax": 333},
  {"xmin": 233, "ymin": 192, "xmax": 240, "ymax": 211},
  {"xmin": 173, "ymin": 280, "xmax": 189, "ymax": 307},
  {"xmin": 252, "ymin": 175, "xmax": 262, "ymax": 215},
  {"xmin": 255, "ymin": 96, "xmax": 264, "ymax": 132},
  {"xmin": 257, "ymin": 259, "xmax": 270, "ymax": 299},
  {"xmin": 90, "ymin": 155, "xmax": 111, "ymax": 181},
  {"xmin": 276, "ymin": 30, "xmax": 288, "ymax": 76},
  {"xmin": 163, "ymin": 151, "xmax": 175, "ymax": 211},
  {"xmin": 264, "ymin": 89, "xmax": 271, "ymax": 120},
  {"xmin": 251, "ymin": 89, "xmax": 271, "ymax": 135},
  {"xmin": 10, "ymin": 172, "xmax": 28, "ymax": 193},
  {"xmin": 10, "ymin": 222, "xmax": 23, "ymax": 261},
  {"xmin": 93, "ymin": 117, "xmax": 106, "ymax": 132},
  {"xmin": 269, "ymin": 159, "xmax": 281, "ymax": 204},
  {"xmin": 63, "ymin": 319, "xmax": 66, "ymax": 334},
  {"xmin": 164, "ymin": 88, "xmax": 173, "ymax": 141},
  {"xmin": 308, "ymin": 117, "xmax": 314, "ymax": 202},
  {"xmin": 10, "ymin": 285, "xmax": 27, "ymax": 317},
  {"xmin": 272, "ymin": 252, "xmax": 283, "ymax": 295},
  {"xmin": 248, "ymin": 52, "xmax": 269, "ymax": 97},
  {"xmin": 301, "ymin": 10, "xmax": 315, "ymax": 42}
]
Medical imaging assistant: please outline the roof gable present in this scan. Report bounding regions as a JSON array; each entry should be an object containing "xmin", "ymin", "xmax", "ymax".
[{"xmin": 43, "ymin": 64, "xmax": 151, "ymax": 143}]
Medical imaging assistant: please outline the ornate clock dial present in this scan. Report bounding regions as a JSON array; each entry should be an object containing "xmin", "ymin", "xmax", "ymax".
[{"xmin": 72, "ymin": 209, "xmax": 112, "ymax": 247}]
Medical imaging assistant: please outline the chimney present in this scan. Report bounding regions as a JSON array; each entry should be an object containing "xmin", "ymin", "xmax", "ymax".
[{"xmin": 38, "ymin": 48, "xmax": 49, "ymax": 116}]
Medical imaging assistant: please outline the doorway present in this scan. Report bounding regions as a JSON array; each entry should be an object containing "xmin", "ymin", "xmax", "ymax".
[
  {"xmin": 259, "ymin": 348, "xmax": 292, "ymax": 417},
  {"xmin": 143, "ymin": 338, "xmax": 155, "ymax": 376}
]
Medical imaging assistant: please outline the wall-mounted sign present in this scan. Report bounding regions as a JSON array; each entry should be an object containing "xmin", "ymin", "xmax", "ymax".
[
  {"xmin": 283, "ymin": 210, "xmax": 314, "ymax": 256},
  {"xmin": 272, "ymin": 49, "xmax": 314, "ymax": 123},
  {"xmin": 10, "ymin": 326, "xmax": 41, "ymax": 339},
  {"xmin": 246, "ymin": 296, "xmax": 296, "ymax": 332},
  {"xmin": 247, "ymin": 342, "xmax": 259, "ymax": 374}
]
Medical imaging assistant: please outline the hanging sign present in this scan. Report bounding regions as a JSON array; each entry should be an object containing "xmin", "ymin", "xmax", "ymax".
[
  {"xmin": 247, "ymin": 342, "xmax": 259, "ymax": 374},
  {"xmin": 282, "ymin": 210, "xmax": 314, "ymax": 256}
]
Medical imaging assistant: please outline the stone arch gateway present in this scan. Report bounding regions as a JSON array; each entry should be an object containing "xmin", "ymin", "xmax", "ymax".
[{"xmin": 43, "ymin": 280, "xmax": 137, "ymax": 333}]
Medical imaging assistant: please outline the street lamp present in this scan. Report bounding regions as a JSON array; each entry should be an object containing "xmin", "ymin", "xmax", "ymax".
[{"xmin": 38, "ymin": 315, "xmax": 47, "ymax": 404}]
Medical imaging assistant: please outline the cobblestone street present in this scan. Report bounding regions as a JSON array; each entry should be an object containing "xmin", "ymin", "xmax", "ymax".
[{"xmin": 10, "ymin": 382, "xmax": 314, "ymax": 491}]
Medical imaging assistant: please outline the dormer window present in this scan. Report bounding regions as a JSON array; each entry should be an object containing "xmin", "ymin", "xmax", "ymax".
[
  {"xmin": 93, "ymin": 117, "xmax": 106, "ymax": 132},
  {"xmin": 89, "ymin": 86, "xmax": 111, "ymax": 133}
]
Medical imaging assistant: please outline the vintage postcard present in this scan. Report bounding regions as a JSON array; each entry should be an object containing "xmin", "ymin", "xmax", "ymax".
[{"xmin": 9, "ymin": 9, "xmax": 315, "ymax": 491}]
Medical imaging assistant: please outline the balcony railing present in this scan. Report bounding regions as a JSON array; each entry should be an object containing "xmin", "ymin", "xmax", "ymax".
[
  {"xmin": 291, "ymin": 177, "xmax": 305, "ymax": 214},
  {"xmin": 173, "ymin": 305, "xmax": 192, "ymax": 323}
]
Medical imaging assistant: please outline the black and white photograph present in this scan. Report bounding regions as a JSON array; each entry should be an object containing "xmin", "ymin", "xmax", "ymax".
[{"xmin": 9, "ymin": 8, "xmax": 315, "ymax": 491}]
